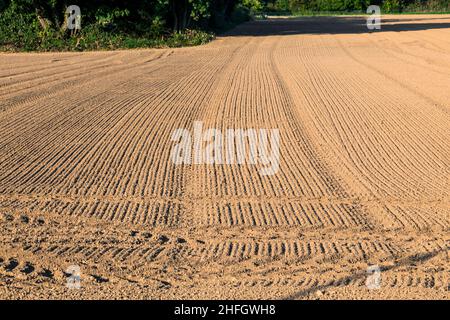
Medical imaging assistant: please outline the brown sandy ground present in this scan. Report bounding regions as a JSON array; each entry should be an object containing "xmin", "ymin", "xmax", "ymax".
[{"xmin": 0, "ymin": 15, "xmax": 449, "ymax": 299}]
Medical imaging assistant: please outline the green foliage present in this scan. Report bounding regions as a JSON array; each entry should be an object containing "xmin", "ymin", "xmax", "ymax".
[
  {"xmin": 0, "ymin": 3, "xmax": 41, "ymax": 51},
  {"xmin": 149, "ymin": 16, "xmax": 166, "ymax": 37},
  {"xmin": 242, "ymin": 0, "xmax": 264, "ymax": 12},
  {"xmin": 0, "ymin": 0, "xmax": 243, "ymax": 51},
  {"xmin": 166, "ymin": 29, "xmax": 214, "ymax": 47},
  {"xmin": 95, "ymin": 7, "xmax": 130, "ymax": 28},
  {"xmin": 402, "ymin": 0, "xmax": 450, "ymax": 12},
  {"xmin": 274, "ymin": 0, "xmax": 289, "ymax": 10},
  {"xmin": 190, "ymin": 0, "xmax": 211, "ymax": 21},
  {"xmin": 383, "ymin": 0, "xmax": 401, "ymax": 12}
]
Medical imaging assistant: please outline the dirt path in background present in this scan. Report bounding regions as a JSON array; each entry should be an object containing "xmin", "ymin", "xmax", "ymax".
[{"xmin": 0, "ymin": 15, "xmax": 448, "ymax": 299}]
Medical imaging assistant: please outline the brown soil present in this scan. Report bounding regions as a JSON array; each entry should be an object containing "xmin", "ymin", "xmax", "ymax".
[{"xmin": 0, "ymin": 15, "xmax": 449, "ymax": 300}]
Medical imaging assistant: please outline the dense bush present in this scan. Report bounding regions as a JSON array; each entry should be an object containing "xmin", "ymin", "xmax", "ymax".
[
  {"xmin": 0, "ymin": 3, "xmax": 41, "ymax": 50},
  {"xmin": 0, "ymin": 0, "xmax": 257, "ymax": 51}
]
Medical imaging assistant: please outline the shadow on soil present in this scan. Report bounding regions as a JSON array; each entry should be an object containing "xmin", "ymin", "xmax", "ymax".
[
  {"xmin": 285, "ymin": 247, "xmax": 448, "ymax": 299},
  {"xmin": 223, "ymin": 16, "xmax": 450, "ymax": 36}
]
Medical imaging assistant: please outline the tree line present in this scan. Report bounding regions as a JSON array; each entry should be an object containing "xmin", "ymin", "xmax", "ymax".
[
  {"xmin": 1, "ymin": 0, "xmax": 448, "ymax": 51},
  {"xmin": 263, "ymin": 0, "xmax": 450, "ymax": 13},
  {"xmin": 1, "ymin": 0, "xmax": 447, "ymax": 36}
]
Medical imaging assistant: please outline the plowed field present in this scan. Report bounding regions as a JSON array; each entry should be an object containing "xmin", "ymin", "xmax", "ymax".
[{"xmin": 0, "ymin": 15, "xmax": 449, "ymax": 299}]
